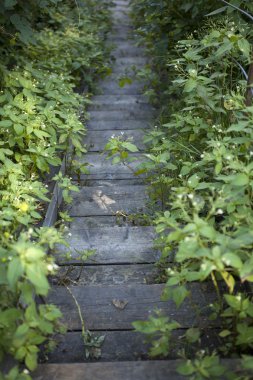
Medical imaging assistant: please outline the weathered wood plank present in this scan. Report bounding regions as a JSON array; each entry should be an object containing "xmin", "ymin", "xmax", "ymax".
[
  {"xmin": 112, "ymin": 56, "xmax": 148, "ymax": 66},
  {"xmin": 85, "ymin": 130, "xmax": 146, "ymax": 151},
  {"xmin": 67, "ymin": 184, "xmax": 148, "ymax": 216},
  {"xmin": 75, "ymin": 153, "xmax": 146, "ymax": 180},
  {"xmin": 34, "ymin": 361, "xmax": 185, "ymax": 380},
  {"xmin": 47, "ymin": 283, "xmax": 220, "ymax": 330},
  {"xmin": 90, "ymin": 95, "xmax": 150, "ymax": 110},
  {"xmin": 99, "ymin": 80, "xmax": 144, "ymax": 95},
  {"xmin": 66, "ymin": 215, "xmax": 120, "ymax": 228},
  {"xmin": 86, "ymin": 119, "xmax": 151, "ymax": 131},
  {"xmin": 88, "ymin": 109, "xmax": 154, "ymax": 121},
  {"xmin": 56, "ymin": 226, "xmax": 159, "ymax": 264},
  {"xmin": 43, "ymin": 329, "xmax": 219, "ymax": 363},
  {"xmin": 54, "ymin": 264, "xmax": 158, "ymax": 285},
  {"xmin": 112, "ymin": 45, "xmax": 145, "ymax": 58}
]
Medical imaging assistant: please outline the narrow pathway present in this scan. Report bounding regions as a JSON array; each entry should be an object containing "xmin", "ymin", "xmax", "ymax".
[{"xmin": 35, "ymin": 1, "xmax": 216, "ymax": 378}]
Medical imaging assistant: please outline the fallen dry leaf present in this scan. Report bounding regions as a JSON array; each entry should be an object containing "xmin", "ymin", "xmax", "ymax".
[{"xmin": 112, "ymin": 299, "xmax": 128, "ymax": 310}]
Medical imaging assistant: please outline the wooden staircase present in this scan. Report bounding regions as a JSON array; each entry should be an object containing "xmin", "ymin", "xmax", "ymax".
[{"xmin": 34, "ymin": 1, "xmax": 216, "ymax": 378}]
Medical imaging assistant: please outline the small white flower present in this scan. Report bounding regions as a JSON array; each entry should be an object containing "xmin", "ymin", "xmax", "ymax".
[
  {"xmin": 188, "ymin": 194, "xmax": 194, "ymax": 199},
  {"xmin": 217, "ymin": 209, "xmax": 223, "ymax": 215},
  {"xmin": 68, "ymin": 232, "xmax": 72, "ymax": 237}
]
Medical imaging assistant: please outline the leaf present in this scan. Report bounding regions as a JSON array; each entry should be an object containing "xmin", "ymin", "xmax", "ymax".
[
  {"xmin": 238, "ymin": 38, "xmax": 251, "ymax": 57},
  {"xmin": 172, "ymin": 285, "xmax": 189, "ymax": 308},
  {"xmin": 216, "ymin": 41, "xmax": 233, "ymax": 57},
  {"xmin": 177, "ymin": 361, "xmax": 195, "ymax": 376},
  {"xmin": 4, "ymin": 0, "xmax": 17, "ymax": 8},
  {"xmin": 25, "ymin": 352, "xmax": 37, "ymax": 371},
  {"xmin": 221, "ymin": 271, "xmax": 235, "ymax": 293},
  {"xmin": 205, "ymin": 6, "xmax": 228, "ymax": 17},
  {"xmin": 224, "ymin": 294, "xmax": 241, "ymax": 310},
  {"xmin": 26, "ymin": 263, "xmax": 49, "ymax": 295},
  {"xmin": 222, "ymin": 253, "xmax": 242, "ymax": 269},
  {"xmin": 123, "ymin": 142, "xmax": 139, "ymax": 152},
  {"xmin": 232, "ymin": 173, "xmax": 249, "ymax": 187},
  {"xmin": 0, "ymin": 120, "xmax": 12, "ymax": 128},
  {"xmin": 14, "ymin": 124, "xmax": 24, "ymax": 135},
  {"xmin": 219, "ymin": 329, "xmax": 231, "ymax": 338},
  {"xmin": 186, "ymin": 327, "xmax": 200, "ymax": 343},
  {"xmin": 112, "ymin": 299, "xmax": 128, "ymax": 310},
  {"xmin": 184, "ymin": 78, "xmax": 197, "ymax": 92},
  {"xmin": 118, "ymin": 77, "xmax": 132, "ymax": 87},
  {"xmin": 7, "ymin": 258, "xmax": 23, "ymax": 288},
  {"xmin": 132, "ymin": 320, "xmax": 157, "ymax": 334}
]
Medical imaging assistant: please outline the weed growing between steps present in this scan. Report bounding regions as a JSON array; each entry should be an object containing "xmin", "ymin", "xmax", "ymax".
[
  {"xmin": 0, "ymin": 1, "xmax": 112, "ymax": 378},
  {"xmin": 107, "ymin": 1, "xmax": 253, "ymax": 378}
]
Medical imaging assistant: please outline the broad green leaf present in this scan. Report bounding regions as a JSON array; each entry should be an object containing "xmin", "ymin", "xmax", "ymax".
[
  {"xmin": 184, "ymin": 78, "xmax": 197, "ymax": 92},
  {"xmin": 185, "ymin": 328, "xmax": 200, "ymax": 343},
  {"xmin": 0, "ymin": 120, "xmax": 12, "ymax": 128},
  {"xmin": 123, "ymin": 142, "xmax": 139, "ymax": 152},
  {"xmin": 25, "ymin": 352, "xmax": 37, "ymax": 371},
  {"xmin": 26, "ymin": 263, "xmax": 49, "ymax": 295},
  {"xmin": 232, "ymin": 173, "xmax": 249, "ymax": 187},
  {"xmin": 172, "ymin": 285, "xmax": 189, "ymax": 308},
  {"xmin": 222, "ymin": 253, "xmax": 242, "ymax": 269},
  {"xmin": 7, "ymin": 258, "xmax": 24, "ymax": 287},
  {"xmin": 238, "ymin": 38, "xmax": 251, "ymax": 57}
]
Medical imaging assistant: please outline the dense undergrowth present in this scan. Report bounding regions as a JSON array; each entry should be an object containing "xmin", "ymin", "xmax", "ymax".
[
  {"xmin": 127, "ymin": 1, "xmax": 253, "ymax": 378},
  {"xmin": 0, "ymin": 1, "xmax": 111, "ymax": 378}
]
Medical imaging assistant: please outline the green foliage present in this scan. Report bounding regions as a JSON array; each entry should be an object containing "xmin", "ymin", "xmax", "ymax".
[
  {"xmin": 130, "ymin": 0, "xmax": 253, "ymax": 377},
  {"xmin": 0, "ymin": 0, "xmax": 112, "ymax": 378}
]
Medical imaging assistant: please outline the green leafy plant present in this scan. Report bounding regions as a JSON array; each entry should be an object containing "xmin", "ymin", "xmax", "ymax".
[
  {"xmin": 129, "ymin": 0, "xmax": 253, "ymax": 377},
  {"xmin": 0, "ymin": 0, "xmax": 112, "ymax": 378}
]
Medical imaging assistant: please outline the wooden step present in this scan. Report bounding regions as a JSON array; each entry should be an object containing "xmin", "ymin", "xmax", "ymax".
[
  {"xmin": 112, "ymin": 45, "xmax": 145, "ymax": 58},
  {"xmin": 88, "ymin": 109, "xmax": 154, "ymax": 121},
  {"xmin": 88, "ymin": 102, "xmax": 151, "ymax": 113},
  {"xmin": 98, "ymin": 80, "xmax": 144, "ymax": 95},
  {"xmin": 46, "ymin": 283, "xmax": 219, "ymax": 330},
  {"xmin": 86, "ymin": 119, "xmax": 151, "ymax": 131},
  {"xmin": 85, "ymin": 129, "xmax": 146, "ymax": 151},
  {"xmin": 65, "ymin": 214, "xmax": 145, "ymax": 228},
  {"xmin": 43, "ymin": 328, "xmax": 219, "ymax": 363},
  {"xmin": 34, "ymin": 361, "xmax": 186, "ymax": 380},
  {"xmin": 76, "ymin": 153, "xmax": 145, "ymax": 180},
  {"xmin": 67, "ymin": 184, "xmax": 148, "ymax": 216},
  {"xmin": 112, "ymin": 56, "xmax": 149, "ymax": 68},
  {"xmin": 55, "ymin": 264, "xmax": 158, "ymax": 285},
  {"xmin": 56, "ymin": 226, "xmax": 158, "ymax": 264},
  {"xmin": 90, "ymin": 94, "xmax": 149, "ymax": 109}
]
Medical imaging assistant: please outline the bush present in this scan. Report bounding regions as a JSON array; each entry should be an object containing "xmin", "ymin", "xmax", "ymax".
[
  {"xmin": 0, "ymin": 1, "xmax": 111, "ymax": 378},
  {"xmin": 130, "ymin": 1, "xmax": 253, "ymax": 377}
]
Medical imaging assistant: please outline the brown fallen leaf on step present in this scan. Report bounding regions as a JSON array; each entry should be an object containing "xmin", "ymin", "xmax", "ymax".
[{"xmin": 112, "ymin": 299, "xmax": 128, "ymax": 310}]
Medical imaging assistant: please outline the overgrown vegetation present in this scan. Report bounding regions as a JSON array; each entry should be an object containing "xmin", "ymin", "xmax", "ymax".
[
  {"xmin": 126, "ymin": 0, "xmax": 253, "ymax": 378},
  {"xmin": 0, "ymin": 1, "xmax": 111, "ymax": 378}
]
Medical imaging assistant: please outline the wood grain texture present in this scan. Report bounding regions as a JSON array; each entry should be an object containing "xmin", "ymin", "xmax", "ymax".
[
  {"xmin": 66, "ymin": 184, "xmax": 148, "ymax": 216},
  {"xmin": 54, "ymin": 264, "xmax": 158, "ymax": 285},
  {"xmin": 76, "ymin": 153, "xmax": 146, "ymax": 180},
  {"xmin": 86, "ymin": 119, "xmax": 151, "ymax": 131},
  {"xmin": 56, "ymin": 226, "xmax": 159, "ymax": 264},
  {"xmin": 47, "ymin": 283, "xmax": 219, "ymax": 330},
  {"xmin": 43, "ymin": 329, "xmax": 219, "ymax": 363},
  {"xmin": 90, "ymin": 95, "xmax": 150, "ymax": 109},
  {"xmin": 88, "ymin": 109, "xmax": 154, "ymax": 121},
  {"xmin": 34, "ymin": 361, "xmax": 185, "ymax": 380}
]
